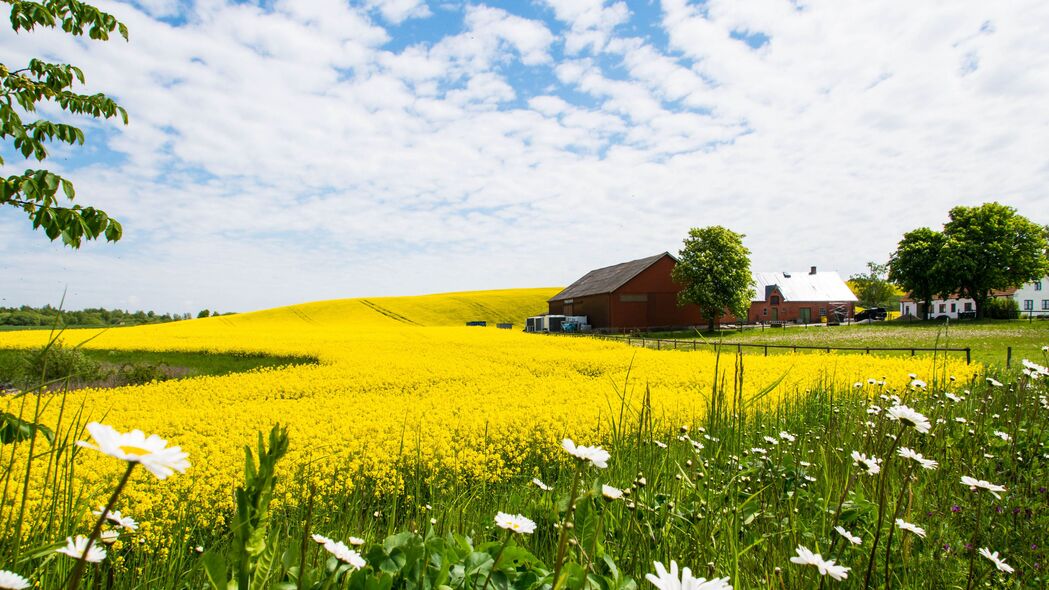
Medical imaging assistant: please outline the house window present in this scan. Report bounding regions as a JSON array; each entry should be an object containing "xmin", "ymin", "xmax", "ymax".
[
  {"xmin": 1036, "ymin": 281, "xmax": 1043, "ymax": 291},
  {"xmin": 620, "ymin": 294, "xmax": 648, "ymax": 303},
  {"xmin": 964, "ymin": 302, "xmax": 972, "ymax": 311},
  {"xmin": 950, "ymin": 303, "xmax": 956, "ymax": 312},
  {"xmin": 1042, "ymin": 299, "xmax": 1049, "ymax": 310},
  {"xmin": 763, "ymin": 308, "xmax": 768, "ymax": 316},
  {"xmin": 939, "ymin": 304, "xmax": 946, "ymax": 313},
  {"xmin": 1023, "ymin": 300, "xmax": 1034, "ymax": 311},
  {"xmin": 771, "ymin": 295, "xmax": 780, "ymax": 305}
]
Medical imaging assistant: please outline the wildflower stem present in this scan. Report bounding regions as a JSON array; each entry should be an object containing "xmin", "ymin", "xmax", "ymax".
[
  {"xmin": 863, "ymin": 426, "xmax": 904, "ymax": 590},
  {"xmin": 481, "ymin": 533, "xmax": 512, "ymax": 590},
  {"xmin": 964, "ymin": 498, "xmax": 984, "ymax": 590},
  {"xmin": 552, "ymin": 462, "xmax": 583, "ymax": 589},
  {"xmin": 67, "ymin": 462, "xmax": 136, "ymax": 590},
  {"xmin": 883, "ymin": 464, "xmax": 916, "ymax": 587}
]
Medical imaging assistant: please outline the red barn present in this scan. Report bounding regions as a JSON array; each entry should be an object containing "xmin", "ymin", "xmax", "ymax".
[{"xmin": 547, "ymin": 253, "xmax": 702, "ymax": 330}]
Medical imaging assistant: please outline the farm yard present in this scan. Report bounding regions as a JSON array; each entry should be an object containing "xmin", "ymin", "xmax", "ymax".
[{"xmin": 1, "ymin": 289, "xmax": 1046, "ymax": 588}]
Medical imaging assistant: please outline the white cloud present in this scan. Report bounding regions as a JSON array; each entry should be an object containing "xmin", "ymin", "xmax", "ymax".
[
  {"xmin": 367, "ymin": 0, "xmax": 432, "ymax": 25},
  {"xmin": 2, "ymin": 0, "xmax": 1048, "ymax": 313}
]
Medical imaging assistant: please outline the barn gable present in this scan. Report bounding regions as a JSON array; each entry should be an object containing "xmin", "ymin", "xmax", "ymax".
[{"xmin": 548, "ymin": 253, "xmax": 671, "ymax": 302}]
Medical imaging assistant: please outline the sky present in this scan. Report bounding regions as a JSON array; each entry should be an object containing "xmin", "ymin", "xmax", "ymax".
[{"xmin": 2, "ymin": 0, "xmax": 1047, "ymax": 314}]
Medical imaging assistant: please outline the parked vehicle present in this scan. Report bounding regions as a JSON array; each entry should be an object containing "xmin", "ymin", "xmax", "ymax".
[{"xmin": 854, "ymin": 307, "xmax": 887, "ymax": 322}]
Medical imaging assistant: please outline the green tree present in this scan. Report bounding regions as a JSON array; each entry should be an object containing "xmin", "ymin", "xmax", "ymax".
[
  {"xmin": 888, "ymin": 228, "xmax": 948, "ymax": 320},
  {"xmin": 938, "ymin": 202, "xmax": 1049, "ymax": 319},
  {"xmin": 671, "ymin": 226, "xmax": 756, "ymax": 331},
  {"xmin": 1, "ymin": 0, "xmax": 128, "ymax": 247},
  {"xmin": 848, "ymin": 261, "xmax": 896, "ymax": 309},
  {"xmin": 197, "ymin": 309, "xmax": 210, "ymax": 319}
]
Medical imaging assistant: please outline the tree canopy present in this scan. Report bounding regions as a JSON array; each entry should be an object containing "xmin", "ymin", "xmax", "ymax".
[
  {"xmin": 939, "ymin": 202, "xmax": 1049, "ymax": 318},
  {"xmin": 848, "ymin": 262, "xmax": 897, "ymax": 309},
  {"xmin": 671, "ymin": 226, "xmax": 755, "ymax": 331},
  {"xmin": 888, "ymin": 228, "xmax": 948, "ymax": 320},
  {"xmin": 888, "ymin": 203, "xmax": 1049, "ymax": 319},
  {"xmin": 1, "ymin": 0, "xmax": 128, "ymax": 247}
]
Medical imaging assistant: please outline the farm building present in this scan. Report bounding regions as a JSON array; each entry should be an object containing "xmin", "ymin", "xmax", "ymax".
[
  {"xmin": 899, "ymin": 274, "xmax": 1048, "ymax": 319},
  {"xmin": 747, "ymin": 269, "xmax": 857, "ymax": 324},
  {"xmin": 545, "ymin": 253, "xmax": 857, "ymax": 331}
]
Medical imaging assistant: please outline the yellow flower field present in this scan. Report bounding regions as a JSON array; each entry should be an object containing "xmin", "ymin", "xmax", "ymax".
[{"xmin": 0, "ymin": 288, "xmax": 974, "ymax": 548}]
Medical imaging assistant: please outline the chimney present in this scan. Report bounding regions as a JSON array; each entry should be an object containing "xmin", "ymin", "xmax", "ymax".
[{"xmin": 810, "ymin": 266, "xmax": 817, "ymax": 275}]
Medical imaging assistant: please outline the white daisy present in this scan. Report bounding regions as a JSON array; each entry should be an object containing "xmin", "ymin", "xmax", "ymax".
[
  {"xmin": 961, "ymin": 476, "xmax": 1007, "ymax": 499},
  {"xmin": 562, "ymin": 439, "xmax": 610, "ymax": 468},
  {"xmin": 77, "ymin": 423, "xmax": 190, "ymax": 480},
  {"xmin": 311, "ymin": 534, "xmax": 332, "ymax": 545},
  {"xmin": 834, "ymin": 526, "xmax": 862, "ymax": 545},
  {"xmin": 93, "ymin": 508, "xmax": 139, "ymax": 531},
  {"xmin": 895, "ymin": 519, "xmax": 926, "ymax": 538},
  {"xmin": 0, "ymin": 570, "xmax": 30, "ymax": 590},
  {"xmin": 790, "ymin": 545, "xmax": 850, "ymax": 581},
  {"xmin": 645, "ymin": 560, "xmax": 732, "ymax": 590},
  {"xmin": 993, "ymin": 431, "xmax": 1010, "ymax": 441},
  {"xmin": 910, "ymin": 379, "xmax": 927, "ymax": 388},
  {"xmin": 348, "ymin": 537, "xmax": 365, "ymax": 546},
  {"xmin": 322, "ymin": 540, "xmax": 366, "ymax": 568},
  {"xmin": 602, "ymin": 485, "xmax": 623, "ymax": 500},
  {"xmin": 494, "ymin": 512, "xmax": 536, "ymax": 534},
  {"xmin": 779, "ymin": 431, "xmax": 796, "ymax": 442},
  {"xmin": 99, "ymin": 530, "xmax": 120, "ymax": 545},
  {"xmin": 978, "ymin": 548, "xmax": 1014, "ymax": 574},
  {"xmin": 56, "ymin": 535, "xmax": 107, "ymax": 563},
  {"xmin": 986, "ymin": 378, "xmax": 1003, "ymax": 387},
  {"xmin": 886, "ymin": 405, "xmax": 931, "ymax": 433},
  {"xmin": 945, "ymin": 392, "xmax": 962, "ymax": 403},
  {"xmin": 531, "ymin": 478, "xmax": 552, "ymax": 491},
  {"xmin": 850, "ymin": 451, "xmax": 881, "ymax": 475},
  {"xmin": 897, "ymin": 447, "xmax": 938, "ymax": 470}
]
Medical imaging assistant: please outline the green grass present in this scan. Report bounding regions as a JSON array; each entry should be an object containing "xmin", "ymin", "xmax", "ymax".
[
  {"xmin": 635, "ymin": 319, "xmax": 1049, "ymax": 366},
  {"xmin": 0, "ymin": 347, "xmax": 315, "ymax": 387}
]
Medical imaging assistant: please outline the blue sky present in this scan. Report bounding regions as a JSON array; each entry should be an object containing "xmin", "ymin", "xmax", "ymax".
[{"xmin": 2, "ymin": 0, "xmax": 1048, "ymax": 314}]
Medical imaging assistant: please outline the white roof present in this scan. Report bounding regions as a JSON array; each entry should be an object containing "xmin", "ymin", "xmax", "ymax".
[{"xmin": 751, "ymin": 271, "xmax": 857, "ymax": 303}]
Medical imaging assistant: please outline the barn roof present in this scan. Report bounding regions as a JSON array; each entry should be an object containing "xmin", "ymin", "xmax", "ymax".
[
  {"xmin": 752, "ymin": 271, "xmax": 857, "ymax": 303},
  {"xmin": 548, "ymin": 253, "xmax": 670, "ymax": 302}
]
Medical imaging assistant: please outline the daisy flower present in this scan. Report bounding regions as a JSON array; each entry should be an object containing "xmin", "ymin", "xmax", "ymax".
[
  {"xmin": 993, "ymin": 431, "xmax": 1010, "ymax": 441},
  {"xmin": 897, "ymin": 447, "xmax": 938, "ymax": 470},
  {"xmin": 895, "ymin": 519, "xmax": 926, "ymax": 538},
  {"xmin": 56, "ymin": 535, "xmax": 107, "ymax": 563},
  {"xmin": 99, "ymin": 530, "xmax": 120, "ymax": 545},
  {"xmin": 531, "ymin": 478, "xmax": 552, "ymax": 491},
  {"xmin": 910, "ymin": 379, "xmax": 927, "ymax": 388},
  {"xmin": 986, "ymin": 378, "xmax": 1003, "ymax": 387},
  {"xmin": 850, "ymin": 451, "xmax": 881, "ymax": 475},
  {"xmin": 77, "ymin": 423, "xmax": 190, "ymax": 480},
  {"xmin": 886, "ymin": 405, "xmax": 931, "ymax": 433},
  {"xmin": 834, "ymin": 526, "xmax": 862, "ymax": 545},
  {"xmin": 602, "ymin": 485, "xmax": 623, "ymax": 500},
  {"xmin": 961, "ymin": 476, "xmax": 1007, "ymax": 499},
  {"xmin": 790, "ymin": 545, "xmax": 850, "ymax": 581},
  {"xmin": 311, "ymin": 534, "xmax": 332, "ymax": 545},
  {"xmin": 348, "ymin": 537, "xmax": 365, "ymax": 546},
  {"xmin": 321, "ymin": 540, "xmax": 366, "ymax": 568},
  {"xmin": 945, "ymin": 392, "xmax": 962, "ymax": 403},
  {"xmin": 779, "ymin": 431, "xmax": 796, "ymax": 442},
  {"xmin": 645, "ymin": 560, "xmax": 732, "ymax": 590},
  {"xmin": 978, "ymin": 548, "xmax": 1014, "ymax": 574},
  {"xmin": 93, "ymin": 508, "xmax": 139, "ymax": 530},
  {"xmin": 562, "ymin": 439, "xmax": 610, "ymax": 468},
  {"xmin": 494, "ymin": 512, "xmax": 536, "ymax": 534},
  {"xmin": 0, "ymin": 570, "xmax": 30, "ymax": 590}
]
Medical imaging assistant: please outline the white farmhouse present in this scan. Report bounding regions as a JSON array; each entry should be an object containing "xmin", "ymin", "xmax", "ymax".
[
  {"xmin": 1009, "ymin": 275, "xmax": 1049, "ymax": 317},
  {"xmin": 899, "ymin": 274, "xmax": 1048, "ymax": 319}
]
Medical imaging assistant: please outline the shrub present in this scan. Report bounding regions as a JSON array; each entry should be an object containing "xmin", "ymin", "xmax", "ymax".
[
  {"xmin": 20, "ymin": 343, "xmax": 107, "ymax": 386},
  {"xmin": 116, "ymin": 362, "xmax": 171, "ymax": 386},
  {"xmin": 984, "ymin": 298, "xmax": 1020, "ymax": 319}
]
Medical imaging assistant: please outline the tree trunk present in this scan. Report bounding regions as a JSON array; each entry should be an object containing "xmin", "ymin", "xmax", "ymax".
[
  {"xmin": 974, "ymin": 294, "xmax": 987, "ymax": 320},
  {"xmin": 922, "ymin": 298, "xmax": 932, "ymax": 321}
]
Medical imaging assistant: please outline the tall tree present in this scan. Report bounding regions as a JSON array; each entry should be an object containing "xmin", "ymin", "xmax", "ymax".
[
  {"xmin": 939, "ymin": 202, "xmax": 1049, "ymax": 319},
  {"xmin": 848, "ymin": 262, "xmax": 896, "ymax": 309},
  {"xmin": 672, "ymin": 226, "xmax": 756, "ymax": 331},
  {"xmin": 888, "ymin": 228, "xmax": 947, "ymax": 320},
  {"xmin": 1, "ymin": 0, "xmax": 128, "ymax": 247}
]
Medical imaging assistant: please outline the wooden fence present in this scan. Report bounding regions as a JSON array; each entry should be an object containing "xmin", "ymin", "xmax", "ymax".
[{"xmin": 566, "ymin": 333, "xmax": 973, "ymax": 364}]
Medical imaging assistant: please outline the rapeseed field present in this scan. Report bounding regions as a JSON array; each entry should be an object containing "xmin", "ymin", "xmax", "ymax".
[{"xmin": 0, "ymin": 289, "xmax": 973, "ymax": 551}]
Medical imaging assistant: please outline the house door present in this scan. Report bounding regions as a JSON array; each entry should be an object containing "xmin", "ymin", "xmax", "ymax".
[
  {"xmin": 800, "ymin": 308, "xmax": 811, "ymax": 323},
  {"xmin": 770, "ymin": 308, "xmax": 778, "ymax": 321}
]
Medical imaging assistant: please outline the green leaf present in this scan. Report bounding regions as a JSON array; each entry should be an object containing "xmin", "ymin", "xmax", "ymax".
[
  {"xmin": 201, "ymin": 552, "xmax": 229, "ymax": 590},
  {"xmin": 0, "ymin": 412, "xmax": 54, "ymax": 445}
]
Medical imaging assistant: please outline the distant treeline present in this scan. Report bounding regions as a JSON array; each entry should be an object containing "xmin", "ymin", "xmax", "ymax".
[{"xmin": 0, "ymin": 305, "xmax": 199, "ymax": 327}]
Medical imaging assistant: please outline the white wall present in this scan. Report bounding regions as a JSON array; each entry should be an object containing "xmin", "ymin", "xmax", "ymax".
[{"xmin": 1013, "ymin": 275, "xmax": 1049, "ymax": 317}]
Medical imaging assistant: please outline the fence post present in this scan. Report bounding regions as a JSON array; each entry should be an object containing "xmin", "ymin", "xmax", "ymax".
[
  {"xmin": 764, "ymin": 345, "xmax": 768, "ymax": 357},
  {"xmin": 693, "ymin": 340, "xmax": 696, "ymax": 351},
  {"xmin": 911, "ymin": 349, "xmax": 915, "ymax": 357},
  {"xmin": 657, "ymin": 339, "xmax": 661, "ymax": 351},
  {"xmin": 737, "ymin": 344, "xmax": 741, "ymax": 355},
  {"xmin": 1006, "ymin": 346, "xmax": 1011, "ymax": 368},
  {"xmin": 966, "ymin": 348, "xmax": 971, "ymax": 365}
]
